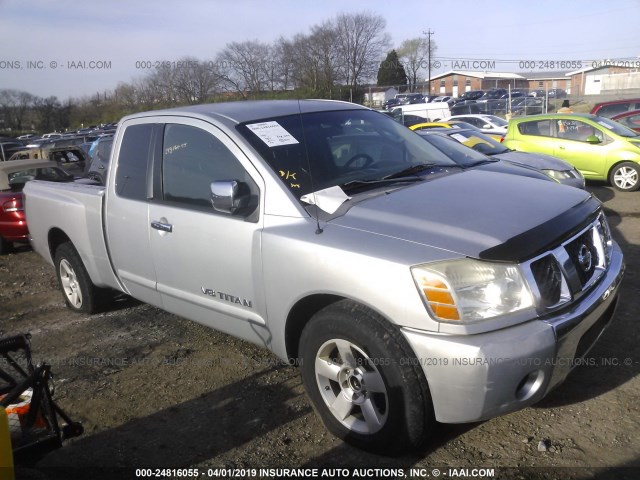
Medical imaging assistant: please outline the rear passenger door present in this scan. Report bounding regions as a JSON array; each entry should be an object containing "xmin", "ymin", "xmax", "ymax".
[
  {"xmin": 512, "ymin": 119, "xmax": 557, "ymax": 156},
  {"xmin": 147, "ymin": 118, "xmax": 266, "ymax": 337}
]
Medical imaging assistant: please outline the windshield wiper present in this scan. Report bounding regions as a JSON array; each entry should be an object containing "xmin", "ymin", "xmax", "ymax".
[
  {"xmin": 463, "ymin": 158, "xmax": 499, "ymax": 167},
  {"xmin": 383, "ymin": 163, "xmax": 448, "ymax": 179},
  {"xmin": 341, "ymin": 176, "xmax": 423, "ymax": 191}
]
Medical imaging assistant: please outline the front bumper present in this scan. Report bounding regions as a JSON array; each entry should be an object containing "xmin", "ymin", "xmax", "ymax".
[{"xmin": 401, "ymin": 242, "xmax": 624, "ymax": 424}]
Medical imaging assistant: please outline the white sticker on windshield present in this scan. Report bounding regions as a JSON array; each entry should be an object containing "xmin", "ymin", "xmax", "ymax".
[
  {"xmin": 246, "ymin": 121, "xmax": 299, "ymax": 147},
  {"xmin": 597, "ymin": 121, "xmax": 614, "ymax": 130},
  {"xmin": 450, "ymin": 133, "xmax": 469, "ymax": 142}
]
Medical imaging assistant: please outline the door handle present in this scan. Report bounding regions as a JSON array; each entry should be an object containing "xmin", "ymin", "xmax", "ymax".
[
  {"xmin": 558, "ymin": 146, "xmax": 566, "ymax": 150},
  {"xmin": 151, "ymin": 221, "xmax": 173, "ymax": 233}
]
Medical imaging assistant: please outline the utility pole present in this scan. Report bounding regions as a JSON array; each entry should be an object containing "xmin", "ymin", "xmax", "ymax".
[{"xmin": 423, "ymin": 29, "xmax": 434, "ymax": 97}]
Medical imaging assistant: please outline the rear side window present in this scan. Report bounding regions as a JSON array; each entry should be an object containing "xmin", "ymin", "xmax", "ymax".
[
  {"xmin": 517, "ymin": 120, "xmax": 553, "ymax": 137},
  {"xmin": 115, "ymin": 124, "xmax": 154, "ymax": 200}
]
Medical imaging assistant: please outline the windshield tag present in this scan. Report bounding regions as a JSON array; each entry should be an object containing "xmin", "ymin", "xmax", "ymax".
[
  {"xmin": 246, "ymin": 121, "xmax": 299, "ymax": 147},
  {"xmin": 300, "ymin": 186, "xmax": 351, "ymax": 214},
  {"xmin": 597, "ymin": 121, "xmax": 614, "ymax": 130},
  {"xmin": 450, "ymin": 133, "xmax": 469, "ymax": 142}
]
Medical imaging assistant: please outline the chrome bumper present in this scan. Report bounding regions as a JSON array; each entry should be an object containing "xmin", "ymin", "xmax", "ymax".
[{"xmin": 401, "ymin": 242, "xmax": 624, "ymax": 424}]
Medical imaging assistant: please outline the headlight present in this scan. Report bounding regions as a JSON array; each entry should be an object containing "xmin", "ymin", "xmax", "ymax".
[
  {"xmin": 597, "ymin": 212, "xmax": 613, "ymax": 265},
  {"xmin": 542, "ymin": 168, "xmax": 584, "ymax": 183},
  {"xmin": 542, "ymin": 169, "xmax": 570, "ymax": 182},
  {"xmin": 411, "ymin": 259, "xmax": 534, "ymax": 323}
]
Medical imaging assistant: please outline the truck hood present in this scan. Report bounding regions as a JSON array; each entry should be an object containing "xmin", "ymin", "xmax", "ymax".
[{"xmin": 331, "ymin": 169, "xmax": 598, "ymax": 262}]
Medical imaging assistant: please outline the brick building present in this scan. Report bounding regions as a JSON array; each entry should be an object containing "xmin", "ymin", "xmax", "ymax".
[{"xmin": 428, "ymin": 71, "xmax": 528, "ymax": 96}]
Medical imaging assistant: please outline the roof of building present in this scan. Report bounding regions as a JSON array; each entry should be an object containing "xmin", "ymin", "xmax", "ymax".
[
  {"xmin": 429, "ymin": 71, "xmax": 525, "ymax": 81},
  {"xmin": 523, "ymin": 71, "xmax": 571, "ymax": 80},
  {"xmin": 566, "ymin": 64, "xmax": 639, "ymax": 76}
]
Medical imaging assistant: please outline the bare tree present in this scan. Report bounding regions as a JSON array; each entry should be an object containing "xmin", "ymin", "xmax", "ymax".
[
  {"xmin": 273, "ymin": 37, "xmax": 296, "ymax": 90},
  {"xmin": 281, "ymin": 21, "xmax": 342, "ymax": 94},
  {"xmin": 334, "ymin": 12, "xmax": 390, "ymax": 90},
  {"xmin": 0, "ymin": 89, "xmax": 35, "ymax": 130},
  {"xmin": 33, "ymin": 96, "xmax": 61, "ymax": 132},
  {"xmin": 218, "ymin": 40, "xmax": 272, "ymax": 96},
  {"xmin": 170, "ymin": 57, "xmax": 222, "ymax": 104},
  {"xmin": 114, "ymin": 82, "xmax": 138, "ymax": 111},
  {"xmin": 397, "ymin": 37, "xmax": 437, "ymax": 92}
]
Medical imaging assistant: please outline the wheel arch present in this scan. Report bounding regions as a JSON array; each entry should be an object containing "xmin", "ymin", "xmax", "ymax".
[
  {"xmin": 47, "ymin": 227, "xmax": 72, "ymax": 262},
  {"xmin": 284, "ymin": 294, "xmax": 344, "ymax": 362},
  {"xmin": 284, "ymin": 294, "xmax": 424, "ymax": 367},
  {"xmin": 607, "ymin": 158, "xmax": 640, "ymax": 175}
]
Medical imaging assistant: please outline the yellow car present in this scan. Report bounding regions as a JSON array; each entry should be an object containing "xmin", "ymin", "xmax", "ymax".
[{"xmin": 409, "ymin": 121, "xmax": 503, "ymax": 141}]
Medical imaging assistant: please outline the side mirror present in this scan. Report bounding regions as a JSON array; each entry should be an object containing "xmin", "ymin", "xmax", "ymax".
[
  {"xmin": 585, "ymin": 135, "xmax": 601, "ymax": 144},
  {"xmin": 210, "ymin": 180, "xmax": 250, "ymax": 215},
  {"xmin": 483, "ymin": 124, "xmax": 492, "ymax": 129}
]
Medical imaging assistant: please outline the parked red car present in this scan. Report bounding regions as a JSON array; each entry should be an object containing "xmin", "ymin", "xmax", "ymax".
[
  {"xmin": 590, "ymin": 98, "xmax": 640, "ymax": 118},
  {"xmin": 0, "ymin": 160, "xmax": 73, "ymax": 253},
  {"xmin": 611, "ymin": 109, "xmax": 640, "ymax": 133}
]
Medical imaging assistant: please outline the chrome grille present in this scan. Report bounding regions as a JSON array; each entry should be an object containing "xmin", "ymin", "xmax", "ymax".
[
  {"xmin": 530, "ymin": 255, "xmax": 562, "ymax": 308},
  {"xmin": 524, "ymin": 212, "xmax": 612, "ymax": 312},
  {"xmin": 565, "ymin": 229, "xmax": 598, "ymax": 287}
]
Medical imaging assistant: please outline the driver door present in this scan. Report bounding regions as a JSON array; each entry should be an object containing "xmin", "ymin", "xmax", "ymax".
[{"xmin": 147, "ymin": 118, "xmax": 267, "ymax": 338}]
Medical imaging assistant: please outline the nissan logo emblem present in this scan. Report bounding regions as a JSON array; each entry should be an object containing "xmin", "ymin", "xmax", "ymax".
[{"xmin": 578, "ymin": 244, "xmax": 593, "ymax": 273}]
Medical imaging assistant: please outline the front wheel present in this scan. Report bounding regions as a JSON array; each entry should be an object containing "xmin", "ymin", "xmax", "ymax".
[
  {"xmin": 298, "ymin": 300, "xmax": 434, "ymax": 453},
  {"xmin": 609, "ymin": 162, "xmax": 640, "ymax": 192},
  {"xmin": 54, "ymin": 242, "xmax": 107, "ymax": 314}
]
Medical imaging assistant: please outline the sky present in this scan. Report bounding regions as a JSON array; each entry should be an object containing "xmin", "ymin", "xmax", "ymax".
[{"xmin": 1, "ymin": 0, "xmax": 639, "ymax": 100}]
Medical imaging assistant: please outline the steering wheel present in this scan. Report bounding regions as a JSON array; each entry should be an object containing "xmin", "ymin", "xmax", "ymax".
[{"xmin": 344, "ymin": 153, "xmax": 375, "ymax": 169}]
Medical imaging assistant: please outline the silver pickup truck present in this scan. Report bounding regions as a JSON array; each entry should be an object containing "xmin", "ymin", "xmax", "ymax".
[{"xmin": 24, "ymin": 100, "xmax": 624, "ymax": 453}]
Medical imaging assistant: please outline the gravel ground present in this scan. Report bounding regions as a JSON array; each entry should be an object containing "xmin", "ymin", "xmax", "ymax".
[{"xmin": 1, "ymin": 184, "xmax": 639, "ymax": 480}]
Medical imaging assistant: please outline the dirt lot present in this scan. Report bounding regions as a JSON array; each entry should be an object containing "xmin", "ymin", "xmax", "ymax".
[{"xmin": 1, "ymin": 184, "xmax": 639, "ymax": 480}]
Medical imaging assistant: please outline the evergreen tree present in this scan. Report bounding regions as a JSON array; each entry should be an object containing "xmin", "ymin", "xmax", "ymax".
[{"xmin": 377, "ymin": 50, "xmax": 407, "ymax": 87}]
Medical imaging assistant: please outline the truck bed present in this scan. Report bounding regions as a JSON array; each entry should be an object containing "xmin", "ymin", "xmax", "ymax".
[{"xmin": 24, "ymin": 180, "xmax": 122, "ymax": 291}]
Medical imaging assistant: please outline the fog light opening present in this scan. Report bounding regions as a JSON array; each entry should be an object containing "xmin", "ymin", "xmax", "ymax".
[{"xmin": 515, "ymin": 370, "xmax": 544, "ymax": 401}]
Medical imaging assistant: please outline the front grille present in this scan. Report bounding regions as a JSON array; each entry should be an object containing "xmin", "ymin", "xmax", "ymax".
[
  {"xmin": 565, "ymin": 229, "xmax": 598, "ymax": 287},
  {"xmin": 530, "ymin": 255, "xmax": 562, "ymax": 308},
  {"xmin": 525, "ymin": 212, "xmax": 611, "ymax": 312}
]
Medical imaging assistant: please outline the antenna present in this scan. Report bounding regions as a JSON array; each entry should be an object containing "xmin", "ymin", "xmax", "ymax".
[{"xmin": 297, "ymin": 98, "xmax": 324, "ymax": 234}]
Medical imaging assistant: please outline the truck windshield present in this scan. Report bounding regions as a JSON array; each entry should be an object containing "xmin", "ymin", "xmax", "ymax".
[{"xmin": 237, "ymin": 109, "xmax": 457, "ymax": 196}]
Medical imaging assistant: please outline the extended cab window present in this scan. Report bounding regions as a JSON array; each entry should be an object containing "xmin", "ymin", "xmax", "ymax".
[
  {"xmin": 161, "ymin": 124, "xmax": 258, "ymax": 214},
  {"xmin": 116, "ymin": 124, "xmax": 154, "ymax": 200}
]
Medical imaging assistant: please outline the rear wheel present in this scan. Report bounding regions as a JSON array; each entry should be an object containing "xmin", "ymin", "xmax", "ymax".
[
  {"xmin": 54, "ymin": 242, "xmax": 107, "ymax": 313},
  {"xmin": 609, "ymin": 162, "xmax": 640, "ymax": 192},
  {"xmin": 298, "ymin": 300, "xmax": 434, "ymax": 453}
]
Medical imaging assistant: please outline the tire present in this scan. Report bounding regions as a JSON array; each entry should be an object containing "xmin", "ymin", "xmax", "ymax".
[
  {"xmin": 54, "ymin": 242, "xmax": 106, "ymax": 314},
  {"xmin": 298, "ymin": 300, "xmax": 434, "ymax": 453},
  {"xmin": 609, "ymin": 162, "xmax": 640, "ymax": 192},
  {"xmin": 0, "ymin": 236, "xmax": 13, "ymax": 255}
]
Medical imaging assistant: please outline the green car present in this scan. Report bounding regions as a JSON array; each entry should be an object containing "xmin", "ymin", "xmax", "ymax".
[{"xmin": 503, "ymin": 113, "xmax": 640, "ymax": 191}]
